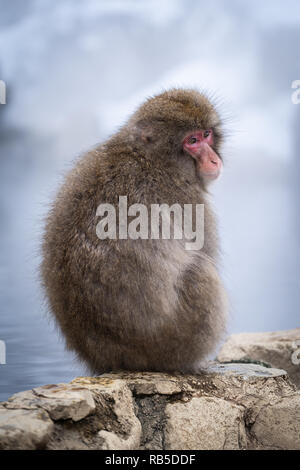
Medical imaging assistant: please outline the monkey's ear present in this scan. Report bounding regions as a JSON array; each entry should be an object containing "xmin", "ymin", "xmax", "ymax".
[{"xmin": 133, "ymin": 120, "xmax": 154, "ymax": 144}]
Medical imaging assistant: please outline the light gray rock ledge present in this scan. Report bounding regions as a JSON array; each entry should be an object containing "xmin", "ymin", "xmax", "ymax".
[
  {"xmin": 217, "ymin": 328, "xmax": 300, "ymax": 388},
  {"xmin": 0, "ymin": 362, "xmax": 299, "ymax": 450}
]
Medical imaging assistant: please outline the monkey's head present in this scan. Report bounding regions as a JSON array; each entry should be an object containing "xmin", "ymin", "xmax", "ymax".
[{"xmin": 129, "ymin": 88, "xmax": 223, "ymax": 185}]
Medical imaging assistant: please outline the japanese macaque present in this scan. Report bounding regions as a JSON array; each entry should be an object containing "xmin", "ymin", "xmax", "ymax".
[{"xmin": 41, "ymin": 88, "xmax": 228, "ymax": 374}]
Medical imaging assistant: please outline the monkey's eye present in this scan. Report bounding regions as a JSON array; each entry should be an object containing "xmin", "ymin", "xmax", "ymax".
[
  {"xmin": 203, "ymin": 130, "xmax": 211, "ymax": 138},
  {"xmin": 189, "ymin": 137, "xmax": 197, "ymax": 144}
]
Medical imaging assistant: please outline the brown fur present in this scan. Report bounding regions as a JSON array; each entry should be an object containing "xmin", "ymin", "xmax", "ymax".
[{"xmin": 41, "ymin": 88, "xmax": 228, "ymax": 374}]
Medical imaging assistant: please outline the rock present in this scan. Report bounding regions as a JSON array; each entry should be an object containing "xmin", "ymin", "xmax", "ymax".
[
  {"xmin": 0, "ymin": 362, "xmax": 300, "ymax": 450},
  {"xmin": 5, "ymin": 383, "xmax": 96, "ymax": 422},
  {"xmin": 48, "ymin": 377, "xmax": 142, "ymax": 450},
  {"xmin": 217, "ymin": 328, "xmax": 300, "ymax": 388},
  {"xmin": 251, "ymin": 395, "xmax": 300, "ymax": 449},
  {"xmin": 0, "ymin": 408, "xmax": 54, "ymax": 450},
  {"xmin": 165, "ymin": 397, "xmax": 247, "ymax": 450}
]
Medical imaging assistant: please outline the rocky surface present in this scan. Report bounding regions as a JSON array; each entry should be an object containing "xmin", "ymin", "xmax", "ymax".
[
  {"xmin": 217, "ymin": 328, "xmax": 300, "ymax": 388},
  {"xmin": 0, "ymin": 361, "xmax": 300, "ymax": 450}
]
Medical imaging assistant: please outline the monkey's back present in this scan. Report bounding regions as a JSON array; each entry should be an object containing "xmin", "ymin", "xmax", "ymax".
[{"xmin": 41, "ymin": 143, "xmax": 227, "ymax": 373}]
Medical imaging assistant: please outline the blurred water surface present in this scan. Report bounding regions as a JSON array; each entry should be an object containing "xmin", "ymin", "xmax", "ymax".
[{"xmin": 0, "ymin": 0, "xmax": 299, "ymax": 401}]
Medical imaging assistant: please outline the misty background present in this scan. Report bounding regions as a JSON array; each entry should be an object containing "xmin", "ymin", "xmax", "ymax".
[{"xmin": 0, "ymin": 0, "xmax": 299, "ymax": 401}]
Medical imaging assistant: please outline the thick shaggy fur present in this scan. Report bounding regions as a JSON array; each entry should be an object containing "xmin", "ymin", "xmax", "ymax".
[{"xmin": 41, "ymin": 88, "xmax": 228, "ymax": 374}]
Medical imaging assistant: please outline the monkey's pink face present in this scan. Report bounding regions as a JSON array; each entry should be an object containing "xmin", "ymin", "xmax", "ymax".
[{"xmin": 183, "ymin": 129, "xmax": 222, "ymax": 182}]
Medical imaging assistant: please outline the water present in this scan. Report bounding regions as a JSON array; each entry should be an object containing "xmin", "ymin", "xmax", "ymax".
[{"xmin": 0, "ymin": 0, "xmax": 299, "ymax": 402}]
